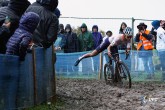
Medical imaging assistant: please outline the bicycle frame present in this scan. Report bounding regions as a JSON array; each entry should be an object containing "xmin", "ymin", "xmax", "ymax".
[
  {"xmin": 105, "ymin": 51, "xmax": 129, "ymax": 65},
  {"xmin": 104, "ymin": 51, "xmax": 131, "ymax": 88}
]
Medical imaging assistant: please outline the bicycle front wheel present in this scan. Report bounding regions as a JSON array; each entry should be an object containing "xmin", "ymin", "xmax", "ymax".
[
  {"xmin": 104, "ymin": 63, "xmax": 114, "ymax": 84},
  {"xmin": 117, "ymin": 61, "xmax": 131, "ymax": 88}
]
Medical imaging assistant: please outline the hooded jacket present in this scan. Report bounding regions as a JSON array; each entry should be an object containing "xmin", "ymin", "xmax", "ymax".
[
  {"xmin": 0, "ymin": 0, "xmax": 30, "ymax": 53},
  {"xmin": 6, "ymin": 12, "xmax": 40, "ymax": 60},
  {"xmin": 64, "ymin": 24, "xmax": 79, "ymax": 53},
  {"xmin": 26, "ymin": 0, "xmax": 59, "ymax": 48},
  {"xmin": 78, "ymin": 23, "xmax": 94, "ymax": 51},
  {"xmin": 92, "ymin": 25, "xmax": 103, "ymax": 49},
  {"xmin": 151, "ymin": 20, "xmax": 160, "ymax": 30}
]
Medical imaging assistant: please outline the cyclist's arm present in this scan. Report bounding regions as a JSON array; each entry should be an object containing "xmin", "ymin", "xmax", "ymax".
[{"xmin": 107, "ymin": 45, "xmax": 113, "ymax": 57}]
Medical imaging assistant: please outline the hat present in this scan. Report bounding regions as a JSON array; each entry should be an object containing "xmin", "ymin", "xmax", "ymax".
[
  {"xmin": 19, "ymin": 12, "xmax": 40, "ymax": 33},
  {"xmin": 59, "ymin": 24, "xmax": 64, "ymax": 29},
  {"xmin": 137, "ymin": 22, "xmax": 147, "ymax": 29},
  {"xmin": 54, "ymin": 8, "xmax": 61, "ymax": 18},
  {"xmin": 106, "ymin": 30, "xmax": 112, "ymax": 35},
  {"xmin": 8, "ymin": 0, "xmax": 31, "ymax": 16},
  {"xmin": 151, "ymin": 20, "xmax": 160, "ymax": 30},
  {"xmin": 92, "ymin": 25, "xmax": 98, "ymax": 30},
  {"xmin": 1, "ymin": 0, "xmax": 9, "ymax": 7},
  {"xmin": 36, "ymin": 0, "xmax": 58, "ymax": 11},
  {"xmin": 80, "ymin": 23, "xmax": 87, "ymax": 28},
  {"xmin": 65, "ymin": 24, "xmax": 71, "ymax": 30}
]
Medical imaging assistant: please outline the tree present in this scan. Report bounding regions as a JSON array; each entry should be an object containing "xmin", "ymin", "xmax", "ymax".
[
  {"xmin": 99, "ymin": 30, "xmax": 105, "ymax": 37},
  {"xmin": 72, "ymin": 26, "xmax": 81, "ymax": 36}
]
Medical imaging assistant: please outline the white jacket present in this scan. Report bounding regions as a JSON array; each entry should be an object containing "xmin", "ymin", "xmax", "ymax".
[{"xmin": 156, "ymin": 27, "xmax": 165, "ymax": 51}]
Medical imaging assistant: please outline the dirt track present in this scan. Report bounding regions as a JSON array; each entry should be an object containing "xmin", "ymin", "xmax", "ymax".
[{"xmin": 56, "ymin": 79, "xmax": 165, "ymax": 110}]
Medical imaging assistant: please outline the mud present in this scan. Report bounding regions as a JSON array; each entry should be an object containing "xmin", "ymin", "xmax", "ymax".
[{"xmin": 56, "ymin": 79, "xmax": 165, "ymax": 110}]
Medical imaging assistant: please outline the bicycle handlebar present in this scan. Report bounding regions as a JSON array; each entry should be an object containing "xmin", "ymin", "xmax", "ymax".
[{"xmin": 104, "ymin": 52, "xmax": 130, "ymax": 60}]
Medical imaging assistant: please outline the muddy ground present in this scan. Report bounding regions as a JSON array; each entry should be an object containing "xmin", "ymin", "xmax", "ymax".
[{"xmin": 56, "ymin": 79, "xmax": 165, "ymax": 110}]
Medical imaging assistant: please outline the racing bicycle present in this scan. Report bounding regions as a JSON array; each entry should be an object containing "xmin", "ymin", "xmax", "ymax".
[{"xmin": 104, "ymin": 52, "xmax": 132, "ymax": 88}]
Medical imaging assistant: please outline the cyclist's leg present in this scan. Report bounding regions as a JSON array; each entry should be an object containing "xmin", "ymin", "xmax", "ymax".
[
  {"xmin": 80, "ymin": 50, "xmax": 99, "ymax": 59},
  {"xmin": 74, "ymin": 50, "xmax": 100, "ymax": 66},
  {"xmin": 111, "ymin": 46, "xmax": 119, "ymax": 64},
  {"xmin": 75, "ymin": 38, "xmax": 110, "ymax": 66}
]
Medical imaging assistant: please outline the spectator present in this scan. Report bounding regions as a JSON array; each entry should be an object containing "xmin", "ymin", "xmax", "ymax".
[
  {"xmin": 92, "ymin": 25, "xmax": 103, "ymax": 49},
  {"xmin": 104, "ymin": 30, "xmax": 113, "ymax": 39},
  {"xmin": 6, "ymin": 12, "xmax": 40, "ymax": 61},
  {"xmin": 135, "ymin": 22, "xmax": 154, "ymax": 79},
  {"xmin": 0, "ymin": 12, "xmax": 39, "ymax": 110},
  {"xmin": 78, "ymin": 23, "xmax": 94, "ymax": 73},
  {"xmin": 104, "ymin": 30, "xmax": 116, "ymax": 64},
  {"xmin": 0, "ymin": 0, "xmax": 31, "ymax": 53},
  {"xmin": 62, "ymin": 24, "xmax": 79, "ymax": 74},
  {"xmin": 54, "ymin": 24, "xmax": 66, "ymax": 53},
  {"xmin": 54, "ymin": 24, "xmax": 67, "ymax": 74},
  {"xmin": 118, "ymin": 22, "xmax": 127, "ymax": 50},
  {"xmin": 64, "ymin": 24, "xmax": 79, "ymax": 53},
  {"xmin": 91, "ymin": 25, "xmax": 103, "ymax": 72},
  {"xmin": 155, "ymin": 20, "xmax": 165, "ymax": 81},
  {"xmin": 119, "ymin": 22, "xmax": 127, "ymax": 34},
  {"xmin": 78, "ymin": 23, "xmax": 94, "ymax": 52},
  {"xmin": 26, "ymin": 0, "xmax": 59, "ymax": 48},
  {"xmin": 151, "ymin": 20, "xmax": 160, "ymax": 49}
]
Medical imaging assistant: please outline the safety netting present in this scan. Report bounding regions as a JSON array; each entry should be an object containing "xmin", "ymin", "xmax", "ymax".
[{"xmin": 55, "ymin": 50, "xmax": 163, "ymax": 81}]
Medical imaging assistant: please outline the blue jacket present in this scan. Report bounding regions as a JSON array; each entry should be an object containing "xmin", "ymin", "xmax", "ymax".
[
  {"xmin": 92, "ymin": 25, "xmax": 103, "ymax": 49},
  {"xmin": 6, "ymin": 12, "xmax": 39, "ymax": 60},
  {"xmin": 92, "ymin": 32, "xmax": 103, "ymax": 49}
]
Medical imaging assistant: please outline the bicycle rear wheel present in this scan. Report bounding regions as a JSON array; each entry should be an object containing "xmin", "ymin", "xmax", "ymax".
[
  {"xmin": 117, "ymin": 61, "xmax": 131, "ymax": 88},
  {"xmin": 104, "ymin": 63, "xmax": 114, "ymax": 84}
]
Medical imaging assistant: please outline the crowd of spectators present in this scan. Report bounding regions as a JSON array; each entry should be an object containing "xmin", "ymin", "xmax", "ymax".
[{"xmin": 0, "ymin": 0, "xmax": 165, "ymax": 79}]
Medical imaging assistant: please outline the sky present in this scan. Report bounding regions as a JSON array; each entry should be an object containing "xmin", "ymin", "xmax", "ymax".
[{"xmin": 29, "ymin": 0, "xmax": 164, "ymax": 35}]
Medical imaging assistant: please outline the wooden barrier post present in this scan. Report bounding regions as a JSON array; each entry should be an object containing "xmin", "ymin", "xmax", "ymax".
[
  {"xmin": 32, "ymin": 48, "xmax": 37, "ymax": 105},
  {"xmin": 51, "ymin": 45, "xmax": 56, "ymax": 101},
  {"xmin": 98, "ymin": 52, "xmax": 103, "ymax": 79}
]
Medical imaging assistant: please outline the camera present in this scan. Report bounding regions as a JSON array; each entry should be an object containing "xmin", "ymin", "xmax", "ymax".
[{"xmin": 138, "ymin": 26, "xmax": 145, "ymax": 31}]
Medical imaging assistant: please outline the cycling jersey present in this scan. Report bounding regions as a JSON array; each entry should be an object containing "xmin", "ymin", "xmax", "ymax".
[
  {"xmin": 96, "ymin": 34, "xmax": 130, "ymax": 52},
  {"xmin": 109, "ymin": 34, "xmax": 131, "ymax": 48}
]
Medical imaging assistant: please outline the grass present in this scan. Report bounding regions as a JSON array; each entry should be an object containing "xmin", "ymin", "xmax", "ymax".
[
  {"xmin": 131, "ymin": 70, "xmax": 162, "ymax": 81},
  {"xmin": 26, "ymin": 97, "xmax": 65, "ymax": 110},
  {"xmin": 56, "ymin": 72, "xmax": 98, "ymax": 79}
]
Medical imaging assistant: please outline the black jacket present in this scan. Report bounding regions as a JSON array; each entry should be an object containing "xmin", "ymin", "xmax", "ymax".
[
  {"xmin": 26, "ymin": 1, "xmax": 59, "ymax": 48},
  {"xmin": 64, "ymin": 24, "xmax": 79, "ymax": 53},
  {"xmin": 0, "ymin": 0, "xmax": 30, "ymax": 53}
]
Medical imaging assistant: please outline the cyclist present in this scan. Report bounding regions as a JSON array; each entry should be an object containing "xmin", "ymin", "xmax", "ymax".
[{"xmin": 74, "ymin": 27, "xmax": 133, "ymax": 66}]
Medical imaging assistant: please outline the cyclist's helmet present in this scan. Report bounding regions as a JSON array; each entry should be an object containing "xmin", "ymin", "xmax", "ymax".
[{"xmin": 123, "ymin": 27, "xmax": 132, "ymax": 36}]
